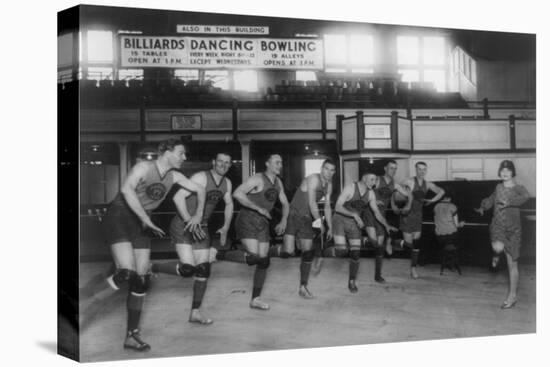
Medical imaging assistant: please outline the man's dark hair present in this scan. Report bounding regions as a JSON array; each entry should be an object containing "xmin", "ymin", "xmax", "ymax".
[
  {"xmin": 158, "ymin": 138, "xmax": 185, "ymax": 154},
  {"xmin": 322, "ymin": 158, "xmax": 336, "ymax": 168}
]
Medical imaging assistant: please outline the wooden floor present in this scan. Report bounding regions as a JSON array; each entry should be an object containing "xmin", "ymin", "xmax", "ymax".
[{"xmin": 79, "ymin": 258, "xmax": 536, "ymax": 362}]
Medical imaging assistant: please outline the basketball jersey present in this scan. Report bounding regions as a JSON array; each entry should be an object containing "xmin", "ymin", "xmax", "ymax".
[
  {"xmin": 185, "ymin": 170, "xmax": 228, "ymax": 224},
  {"xmin": 411, "ymin": 177, "xmax": 428, "ymax": 201},
  {"xmin": 343, "ymin": 182, "xmax": 371, "ymax": 214},
  {"xmin": 112, "ymin": 161, "xmax": 176, "ymax": 211},
  {"xmin": 290, "ymin": 174, "xmax": 328, "ymax": 217},
  {"xmin": 409, "ymin": 177, "xmax": 428, "ymax": 213},
  {"xmin": 374, "ymin": 175, "xmax": 395, "ymax": 208},
  {"xmin": 246, "ymin": 173, "xmax": 282, "ymax": 212}
]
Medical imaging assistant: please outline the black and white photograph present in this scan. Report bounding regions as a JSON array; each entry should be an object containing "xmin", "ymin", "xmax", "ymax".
[{"xmin": 10, "ymin": 1, "xmax": 547, "ymax": 366}]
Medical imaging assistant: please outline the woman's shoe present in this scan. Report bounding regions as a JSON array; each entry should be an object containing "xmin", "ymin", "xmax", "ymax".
[{"xmin": 500, "ymin": 299, "xmax": 517, "ymax": 309}]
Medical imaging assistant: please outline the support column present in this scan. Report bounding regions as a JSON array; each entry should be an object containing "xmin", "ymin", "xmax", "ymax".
[
  {"xmin": 240, "ymin": 140, "xmax": 251, "ymax": 182},
  {"xmin": 118, "ymin": 142, "xmax": 129, "ymax": 185}
]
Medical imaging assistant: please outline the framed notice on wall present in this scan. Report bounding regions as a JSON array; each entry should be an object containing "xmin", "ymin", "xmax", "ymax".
[
  {"xmin": 364, "ymin": 124, "xmax": 391, "ymax": 139},
  {"xmin": 171, "ymin": 114, "xmax": 202, "ymax": 131}
]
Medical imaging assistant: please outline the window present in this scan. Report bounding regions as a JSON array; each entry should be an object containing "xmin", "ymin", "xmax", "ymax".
[
  {"xmin": 204, "ymin": 70, "xmax": 230, "ymax": 89},
  {"xmin": 423, "ymin": 37, "xmax": 445, "ymax": 65},
  {"xmin": 87, "ymin": 30, "xmax": 113, "ymax": 63},
  {"xmin": 174, "ymin": 69, "xmax": 199, "ymax": 82},
  {"xmin": 296, "ymin": 71, "xmax": 317, "ymax": 82},
  {"xmin": 118, "ymin": 69, "xmax": 143, "ymax": 80},
  {"xmin": 351, "ymin": 68, "xmax": 373, "ymax": 74},
  {"xmin": 397, "ymin": 34, "xmax": 447, "ymax": 92},
  {"xmin": 87, "ymin": 66, "xmax": 113, "ymax": 80},
  {"xmin": 57, "ymin": 69, "xmax": 73, "ymax": 84},
  {"xmin": 397, "ymin": 36, "xmax": 419, "ymax": 65},
  {"xmin": 350, "ymin": 35, "xmax": 374, "ymax": 67},
  {"xmin": 470, "ymin": 60, "xmax": 477, "ymax": 85},
  {"xmin": 324, "ymin": 35, "xmax": 347, "ymax": 67},
  {"xmin": 325, "ymin": 68, "xmax": 347, "ymax": 73},
  {"xmin": 453, "ymin": 49, "xmax": 459, "ymax": 73},
  {"xmin": 398, "ymin": 69, "xmax": 420, "ymax": 84},
  {"xmin": 424, "ymin": 69, "xmax": 445, "ymax": 92},
  {"xmin": 233, "ymin": 70, "xmax": 258, "ymax": 92},
  {"xmin": 324, "ymin": 34, "xmax": 374, "ymax": 73},
  {"xmin": 58, "ymin": 33, "xmax": 73, "ymax": 68}
]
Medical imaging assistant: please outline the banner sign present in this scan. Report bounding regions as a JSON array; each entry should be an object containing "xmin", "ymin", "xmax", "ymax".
[
  {"xmin": 177, "ymin": 25, "xmax": 269, "ymax": 35},
  {"xmin": 119, "ymin": 36, "xmax": 323, "ymax": 70},
  {"xmin": 120, "ymin": 36, "xmax": 188, "ymax": 67}
]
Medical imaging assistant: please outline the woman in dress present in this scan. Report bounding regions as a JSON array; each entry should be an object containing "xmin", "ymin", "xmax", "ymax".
[{"xmin": 475, "ymin": 160, "xmax": 530, "ymax": 309}]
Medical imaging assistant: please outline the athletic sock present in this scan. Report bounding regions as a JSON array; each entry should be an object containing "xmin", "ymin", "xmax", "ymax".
[
  {"xmin": 127, "ymin": 291, "xmax": 144, "ymax": 333},
  {"xmin": 375, "ymin": 256, "xmax": 383, "ymax": 278},
  {"xmin": 411, "ymin": 249, "xmax": 420, "ymax": 267},
  {"xmin": 300, "ymin": 260, "xmax": 312, "ymax": 286},
  {"xmin": 191, "ymin": 279, "xmax": 207, "ymax": 310},
  {"xmin": 252, "ymin": 266, "xmax": 267, "ymax": 299},
  {"xmin": 349, "ymin": 259, "xmax": 359, "ymax": 281}
]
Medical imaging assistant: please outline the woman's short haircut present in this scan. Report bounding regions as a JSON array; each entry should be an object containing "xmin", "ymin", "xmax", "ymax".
[{"xmin": 498, "ymin": 160, "xmax": 516, "ymax": 177}]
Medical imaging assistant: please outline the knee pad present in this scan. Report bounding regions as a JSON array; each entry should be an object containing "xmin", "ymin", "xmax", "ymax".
[
  {"xmin": 129, "ymin": 274, "xmax": 150, "ymax": 295},
  {"xmin": 177, "ymin": 262, "xmax": 196, "ymax": 278},
  {"xmin": 112, "ymin": 268, "xmax": 138, "ymax": 289},
  {"xmin": 349, "ymin": 249, "xmax": 361, "ymax": 261},
  {"xmin": 194, "ymin": 262, "xmax": 211, "ymax": 279},
  {"xmin": 375, "ymin": 245, "xmax": 385, "ymax": 257},
  {"xmin": 412, "ymin": 239, "xmax": 421, "ymax": 250},
  {"xmin": 257, "ymin": 256, "xmax": 270, "ymax": 269},
  {"xmin": 301, "ymin": 250, "xmax": 315, "ymax": 263},
  {"xmin": 245, "ymin": 253, "xmax": 260, "ymax": 266}
]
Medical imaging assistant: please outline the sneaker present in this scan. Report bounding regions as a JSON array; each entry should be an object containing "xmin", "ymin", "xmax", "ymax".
[
  {"xmin": 123, "ymin": 329, "xmax": 150, "ymax": 352},
  {"xmin": 385, "ymin": 242, "xmax": 393, "ymax": 256},
  {"xmin": 348, "ymin": 279, "xmax": 358, "ymax": 293},
  {"xmin": 188, "ymin": 309, "xmax": 213, "ymax": 325},
  {"xmin": 311, "ymin": 257, "xmax": 324, "ymax": 276},
  {"xmin": 106, "ymin": 274, "xmax": 119, "ymax": 290},
  {"xmin": 375, "ymin": 275, "xmax": 386, "ymax": 283},
  {"xmin": 410, "ymin": 267, "xmax": 419, "ymax": 279},
  {"xmin": 299, "ymin": 285, "xmax": 314, "ymax": 299},
  {"xmin": 250, "ymin": 297, "xmax": 270, "ymax": 310}
]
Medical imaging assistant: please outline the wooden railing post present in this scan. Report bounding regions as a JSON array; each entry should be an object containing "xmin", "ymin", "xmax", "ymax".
[
  {"xmin": 391, "ymin": 111, "xmax": 398, "ymax": 151},
  {"xmin": 483, "ymin": 98, "xmax": 489, "ymax": 119},
  {"xmin": 336, "ymin": 114, "xmax": 344, "ymax": 152},
  {"xmin": 232, "ymin": 98, "xmax": 238, "ymax": 141},
  {"xmin": 509, "ymin": 114, "xmax": 516, "ymax": 151},
  {"xmin": 356, "ymin": 110, "xmax": 364, "ymax": 151}
]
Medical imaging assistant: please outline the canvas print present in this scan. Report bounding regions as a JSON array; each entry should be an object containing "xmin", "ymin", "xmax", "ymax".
[{"xmin": 57, "ymin": 4, "xmax": 536, "ymax": 362}]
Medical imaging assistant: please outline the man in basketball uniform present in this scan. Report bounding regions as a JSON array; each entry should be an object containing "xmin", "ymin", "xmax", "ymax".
[
  {"xmin": 151, "ymin": 152, "xmax": 234, "ymax": 325},
  {"xmin": 400, "ymin": 161, "xmax": 444, "ymax": 279},
  {"xmin": 269, "ymin": 159, "xmax": 336, "ymax": 299},
  {"xmin": 101, "ymin": 139, "xmax": 205, "ymax": 351},
  {"xmin": 363, "ymin": 160, "xmax": 411, "ymax": 283},
  {"xmin": 218, "ymin": 154, "xmax": 289, "ymax": 310},
  {"xmin": 325, "ymin": 170, "xmax": 397, "ymax": 293}
]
